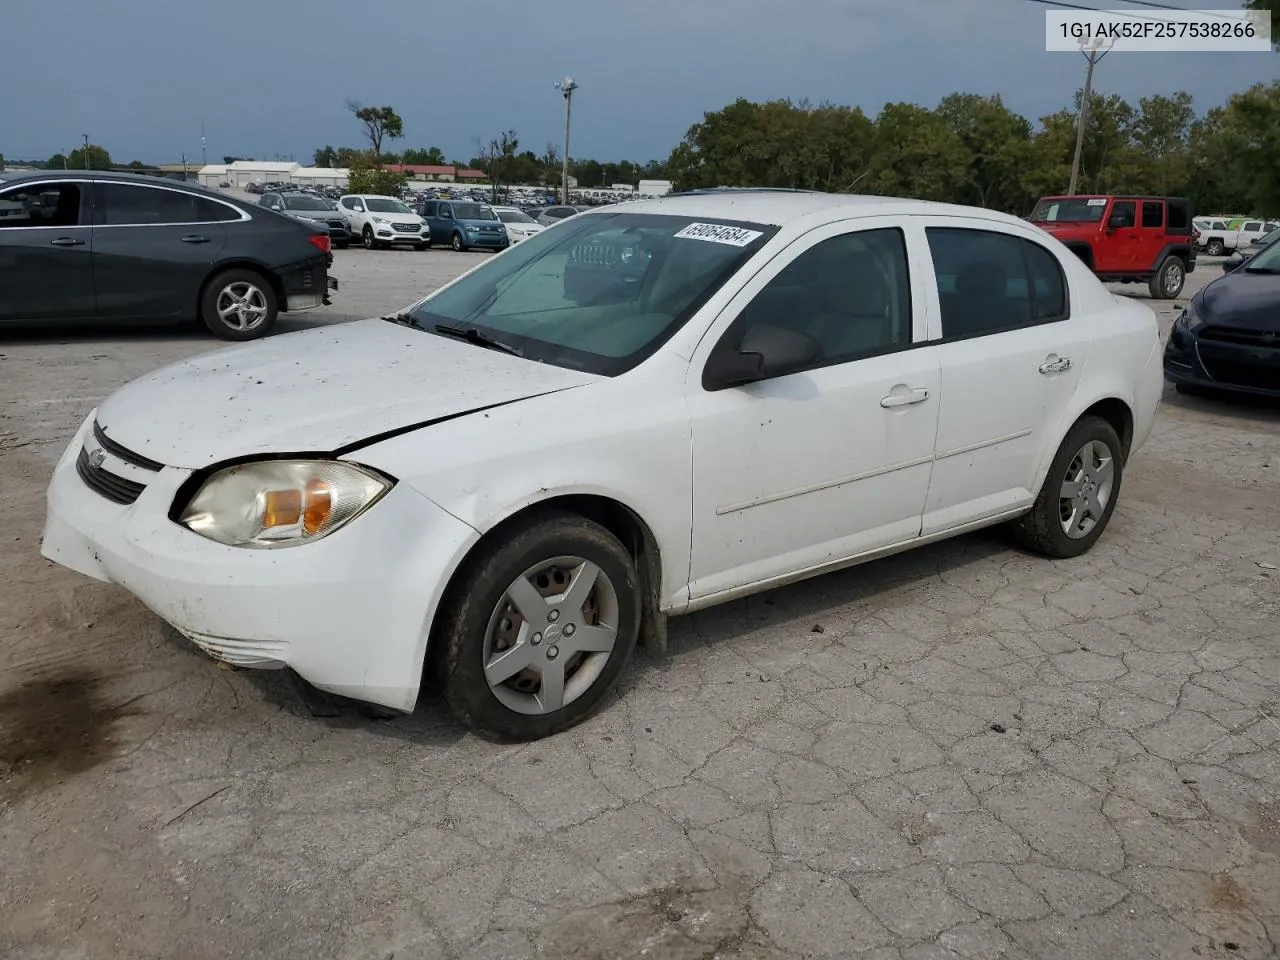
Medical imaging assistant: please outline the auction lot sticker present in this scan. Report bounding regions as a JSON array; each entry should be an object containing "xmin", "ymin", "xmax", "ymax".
[{"xmin": 674, "ymin": 223, "xmax": 764, "ymax": 246}]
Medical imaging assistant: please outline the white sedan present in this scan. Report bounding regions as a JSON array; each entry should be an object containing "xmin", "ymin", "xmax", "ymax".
[
  {"xmin": 491, "ymin": 205, "xmax": 545, "ymax": 242},
  {"xmin": 42, "ymin": 192, "xmax": 1164, "ymax": 741}
]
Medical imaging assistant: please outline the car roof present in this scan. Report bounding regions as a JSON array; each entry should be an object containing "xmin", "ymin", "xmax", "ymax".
[
  {"xmin": 0, "ymin": 169, "xmax": 221, "ymax": 193},
  {"xmin": 587, "ymin": 190, "xmax": 1035, "ymax": 230}
]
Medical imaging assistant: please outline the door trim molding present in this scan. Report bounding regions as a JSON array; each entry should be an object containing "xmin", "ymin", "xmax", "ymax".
[
  {"xmin": 716, "ymin": 453, "xmax": 935, "ymax": 516},
  {"xmin": 935, "ymin": 428, "xmax": 1032, "ymax": 461}
]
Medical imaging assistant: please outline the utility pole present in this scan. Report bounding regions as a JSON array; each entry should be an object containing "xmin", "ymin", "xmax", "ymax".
[
  {"xmin": 201, "ymin": 121, "xmax": 207, "ymax": 167},
  {"xmin": 554, "ymin": 76, "xmax": 578, "ymax": 205},
  {"xmin": 1067, "ymin": 37, "xmax": 1110, "ymax": 197},
  {"xmin": 82, "ymin": 133, "xmax": 90, "ymax": 169}
]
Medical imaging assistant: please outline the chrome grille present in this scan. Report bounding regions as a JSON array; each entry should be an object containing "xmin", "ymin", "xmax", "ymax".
[
  {"xmin": 392, "ymin": 222, "xmax": 419, "ymax": 232},
  {"xmin": 76, "ymin": 422, "xmax": 162, "ymax": 505},
  {"xmin": 570, "ymin": 243, "xmax": 618, "ymax": 266}
]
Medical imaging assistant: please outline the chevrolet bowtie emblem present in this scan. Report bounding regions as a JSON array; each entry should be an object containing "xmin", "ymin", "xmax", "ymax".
[{"xmin": 88, "ymin": 448, "xmax": 107, "ymax": 470}]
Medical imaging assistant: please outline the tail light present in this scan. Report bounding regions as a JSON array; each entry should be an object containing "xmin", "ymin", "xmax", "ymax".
[{"xmin": 307, "ymin": 234, "xmax": 331, "ymax": 255}]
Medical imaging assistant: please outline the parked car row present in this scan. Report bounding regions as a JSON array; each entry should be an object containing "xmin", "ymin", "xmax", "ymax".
[
  {"xmin": 0, "ymin": 171, "xmax": 336, "ymax": 339},
  {"xmin": 1192, "ymin": 216, "xmax": 1278, "ymax": 256}
]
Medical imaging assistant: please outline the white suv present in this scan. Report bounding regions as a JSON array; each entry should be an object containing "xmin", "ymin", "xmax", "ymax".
[{"xmin": 338, "ymin": 194, "xmax": 429, "ymax": 250}]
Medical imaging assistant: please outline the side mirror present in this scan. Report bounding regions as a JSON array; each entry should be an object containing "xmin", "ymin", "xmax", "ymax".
[
  {"xmin": 1107, "ymin": 214, "xmax": 1126, "ymax": 230},
  {"xmin": 1222, "ymin": 258, "xmax": 1242, "ymax": 273},
  {"xmin": 703, "ymin": 323, "xmax": 822, "ymax": 391}
]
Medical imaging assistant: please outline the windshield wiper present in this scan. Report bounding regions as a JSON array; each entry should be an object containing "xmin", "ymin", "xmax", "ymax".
[
  {"xmin": 432, "ymin": 322, "xmax": 525, "ymax": 358},
  {"xmin": 382, "ymin": 311, "xmax": 429, "ymax": 330}
]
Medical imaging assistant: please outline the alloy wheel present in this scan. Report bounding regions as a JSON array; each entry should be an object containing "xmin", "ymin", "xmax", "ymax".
[{"xmin": 215, "ymin": 281, "xmax": 268, "ymax": 332}]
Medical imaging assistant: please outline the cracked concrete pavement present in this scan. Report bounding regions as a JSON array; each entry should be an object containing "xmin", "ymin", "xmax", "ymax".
[{"xmin": 1, "ymin": 250, "xmax": 1277, "ymax": 959}]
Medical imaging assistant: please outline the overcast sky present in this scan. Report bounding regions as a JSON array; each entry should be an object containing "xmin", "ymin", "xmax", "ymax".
[{"xmin": 3, "ymin": 0, "xmax": 1276, "ymax": 166}]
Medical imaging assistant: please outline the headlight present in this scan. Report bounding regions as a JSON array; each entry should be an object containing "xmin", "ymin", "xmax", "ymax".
[
  {"xmin": 1173, "ymin": 306, "xmax": 1198, "ymax": 332},
  {"xmin": 372, "ymin": 216, "xmax": 389, "ymax": 224},
  {"xmin": 179, "ymin": 460, "xmax": 392, "ymax": 548}
]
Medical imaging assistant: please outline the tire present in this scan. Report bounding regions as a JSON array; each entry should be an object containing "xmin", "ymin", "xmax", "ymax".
[
  {"xmin": 434, "ymin": 510, "xmax": 641, "ymax": 741},
  {"xmin": 1205, "ymin": 239, "xmax": 1224, "ymax": 257},
  {"xmin": 200, "ymin": 268, "xmax": 278, "ymax": 341},
  {"xmin": 1148, "ymin": 257, "xmax": 1185, "ymax": 300},
  {"xmin": 362, "ymin": 226, "xmax": 375, "ymax": 250},
  {"xmin": 451, "ymin": 232, "xmax": 466, "ymax": 252},
  {"xmin": 1010, "ymin": 415, "xmax": 1124, "ymax": 559}
]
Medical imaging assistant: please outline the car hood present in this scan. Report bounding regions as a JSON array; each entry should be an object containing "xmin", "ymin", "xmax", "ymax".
[
  {"xmin": 285, "ymin": 209, "xmax": 339, "ymax": 221},
  {"xmin": 1196, "ymin": 271, "xmax": 1280, "ymax": 331},
  {"xmin": 369, "ymin": 211, "xmax": 421, "ymax": 222},
  {"xmin": 506, "ymin": 221, "xmax": 543, "ymax": 231},
  {"xmin": 95, "ymin": 319, "xmax": 599, "ymax": 469}
]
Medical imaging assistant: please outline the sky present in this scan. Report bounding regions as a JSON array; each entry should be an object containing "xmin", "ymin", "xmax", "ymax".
[{"xmin": 2, "ymin": 0, "xmax": 1276, "ymax": 167}]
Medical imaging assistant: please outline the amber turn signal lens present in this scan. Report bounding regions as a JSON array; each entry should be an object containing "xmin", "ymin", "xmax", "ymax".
[
  {"xmin": 262, "ymin": 489, "xmax": 302, "ymax": 527},
  {"xmin": 302, "ymin": 479, "xmax": 333, "ymax": 535}
]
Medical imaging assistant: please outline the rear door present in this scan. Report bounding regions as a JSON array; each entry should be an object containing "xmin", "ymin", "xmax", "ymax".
[
  {"xmin": 1136, "ymin": 200, "xmax": 1168, "ymax": 272},
  {"xmin": 91, "ymin": 181, "xmax": 233, "ymax": 320},
  {"xmin": 0, "ymin": 179, "xmax": 96, "ymax": 321},
  {"xmin": 919, "ymin": 221, "xmax": 1088, "ymax": 534}
]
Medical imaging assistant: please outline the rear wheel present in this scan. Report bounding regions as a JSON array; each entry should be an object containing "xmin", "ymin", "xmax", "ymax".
[
  {"xmin": 1205, "ymin": 239, "xmax": 1225, "ymax": 257},
  {"xmin": 1010, "ymin": 416, "xmax": 1123, "ymax": 559},
  {"xmin": 200, "ymin": 269, "xmax": 278, "ymax": 341},
  {"xmin": 434, "ymin": 511, "xmax": 641, "ymax": 741},
  {"xmin": 1149, "ymin": 257, "xmax": 1185, "ymax": 300}
]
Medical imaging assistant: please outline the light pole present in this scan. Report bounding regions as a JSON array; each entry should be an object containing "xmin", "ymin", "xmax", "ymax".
[
  {"xmin": 82, "ymin": 133, "xmax": 90, "ymax": 170},
  {"xmin": 553, "ymin": 76, "xmax": 578, "ymax": 205},
  {"xmin": 1067, "ymin": 36, "xmax": 1111, "ymax": 197},
  {"xmin": 201, "ymin": 121, "xmax": 207, "ymax": 167}
]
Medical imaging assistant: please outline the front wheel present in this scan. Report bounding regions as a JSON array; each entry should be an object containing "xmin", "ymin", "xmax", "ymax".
[
  {"xmin": 451, "ymin": 232, "xmax": 466, "ymax": 252},
  {"xmin": 1205, "ymin": 239, "xmax": 1225, "ymax": 257},
  {"xmin": 434, "ymin": 511, "xmax": 641, "ymax": 741},
  {"xmin": 200, "ymin": 269, "xmax": 277, "ymax": 340},
  {"xmin": 1010, "ymin": 416, "xmax": 1123, "ymax": 559},
  {"xmin": 1149, "ymin": 257, "xmax": 1185, "ymax": 300}
]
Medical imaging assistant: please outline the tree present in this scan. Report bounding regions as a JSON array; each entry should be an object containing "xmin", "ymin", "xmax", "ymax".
[
  {"xmin": 472, "ymin": 130, "xmax": 519, "ymax": 201},
  {"xmin": 335, "ymin": 147, "xmax": 365, "ymax": 168},
  {"xmin": 936, "ymin": 93, "xmax": 1032, "ymax": 211},
  {"xmin": 1133, "ymin": 93, "xmax": 1195, "ymax": 195},
  {"xmin": 401, "ymin": 146, "xmax": 447, "ymax": 166},
  {"xmin": 347, "ymin": 101, "xmax": 403, "ymax": 157},
  {"xmin": 63, "ymin": 144, "xmax": 112, "ymax": 170},
  {"xmin": 222, "ymin": 155, "xmax": 249, "ymax": 164},
  {"xmin": 345, "ymin": 152, "xmax": 407, "ymax": 196},
  {"xmin": 314, "ymin": 145, "xmax": 339, "ymax": 167}
]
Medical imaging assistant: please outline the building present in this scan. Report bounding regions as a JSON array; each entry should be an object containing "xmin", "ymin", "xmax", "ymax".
[
  {"xmin": 386, "ymin": 164, "xmax": 490, "ymax": 183},
  {"xmin": 292, "ymin": 166, "xmax": 349, "ymax": 188}
]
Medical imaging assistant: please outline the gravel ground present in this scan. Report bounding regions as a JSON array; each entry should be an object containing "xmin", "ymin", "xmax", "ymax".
[{"xmin": 1, "ymin": 249, "xmax": 1278, "ymax": 960}]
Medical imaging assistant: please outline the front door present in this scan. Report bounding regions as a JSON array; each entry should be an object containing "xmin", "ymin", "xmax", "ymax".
[
  {"xmin": 1135, "ymin": 200, "xmax": 1167, "ymax": 272},
  {"xmin": 918, "ymin": 222, "xmax": 1087, "ymax": 535},
  {"xmin": 0, "ymin": 180, "xmax": 96, "ymax": 321},
  {"xmin": 91, "ymin": 181, "xmax": 229, "ymax": 320},
  {"xmin": 1096, "ymin": 199, "xmax": 1137, "ymax": 273},
  {"xmin": 434, "ymin": 203, "xmax": 454, "ymax": 244},
  {"xmin": 686, "ymin": 219, "xmax": 941, "ymax": 601}
]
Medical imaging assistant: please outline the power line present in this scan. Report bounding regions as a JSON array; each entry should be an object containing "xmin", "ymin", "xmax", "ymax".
[{"xmin": 1019, "ymin": 0, "xmax": 1250, "ymax": 22}]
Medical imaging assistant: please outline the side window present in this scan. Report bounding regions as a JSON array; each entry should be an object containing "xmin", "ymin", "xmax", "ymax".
[
  {"xmin": 1022, "ymin": 241, "xmax": 1068, "ymax": 320},
  {"xmin": 422, "ymin": 202, "xmax": 437, "ymax": 217},
  {"xmin": 0, "ymin": 183, "xmax": 83, "ymax": 228},
  {"xmin": 927, "ymin": 227, "xmax": 1066, "ymax": 338},
  {"xmin": 1244, "ymin": 221, "xmax": 1262, "ymax": 232},
  {"xmin": 194, "ymin": 196, "xmax": 240, "ymax": 222},
  {"xmin": 340, "ymin": 197, "xmax": 355, "ymax": 210},
  {"xmin": 732, "ymin": 228, "xmax": 912, "ymax": 366},
  {"xmin": 440, "ymin": 204, "xmax": 453, "ymax": 218},
  {"xmin": 1142, "ymin": 202, "xmax": 1164, "ymax": 228},
  {"xmin": 1110, "ymin": 201, "xmax": 1136, "ymax": 228},
  {"xmin": 99, "ymin": 184, "xmax": 209, "ymax": 225}
]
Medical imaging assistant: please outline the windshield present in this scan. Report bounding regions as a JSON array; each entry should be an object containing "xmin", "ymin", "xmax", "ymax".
[
  {"xmin": 497, "ymin": 209, "xmax": 536, "ymax": 224},
  {"xmin": 410, "ymin": 212, "xmax": 775, "ymax": 375},
  {"xmin": 284, "ymin": 195, "xmax": 331, "ymax": 211},
  {"xmin": 453, "ymin": 203, "xmax": 497, "ymax": 221},
  {"xmin": 1030, "ymin": 198, "xmax": 1106, "ymax": 223},
  {"xmin": 366, "ymin": 197, "xmax": 412, "ymax": 214},
  {"xmin": 1244, "ymin": 239, "xmax": 1280, "ymax": 272}
]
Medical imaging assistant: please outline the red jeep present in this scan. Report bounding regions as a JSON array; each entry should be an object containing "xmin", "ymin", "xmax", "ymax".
[{"xmin": 1028, "ymin": 195, "xmax": 1196, "ymax": 300}]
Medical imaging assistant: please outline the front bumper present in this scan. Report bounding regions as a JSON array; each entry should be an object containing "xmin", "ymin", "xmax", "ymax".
[
  {"xmin": 375, "ymin": 228, "xmax": 429, "ymax": 244},
  {"xmin": 464, "ymin": 232, "xmax": 509, "ymax": 249},
  {"xmin": 41, "ymin": 414, "xmax": 478, "ymax": 712},
  {"xmin": 1163, "ymin": 326, "xmax": 1280, "ymax": 397}
]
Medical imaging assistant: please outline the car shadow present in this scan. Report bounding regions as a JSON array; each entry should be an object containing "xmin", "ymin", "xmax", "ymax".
[
  {"xmin": 1163, "ymin": 382, "xmax": 1280, "ymax": 421},
  {"xmin": 0, "ymin": 312, "xmax": 357, "ymax": 346}
]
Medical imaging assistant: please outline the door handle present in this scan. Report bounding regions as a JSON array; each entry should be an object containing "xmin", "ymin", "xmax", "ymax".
[
  {"xmin": 880, "ymin": 387, "xmax": 929, "ymax": 408},
  {"xmin": 1039, "ymin": 355, "xmax": 1072, "ymax": 375},
  {"xmin": 49, "ymin": 237, "xmax": 85, "ymax": 247},
  {"xmin": 181, "ymin": 235, "xmax": 211, "ymax": 244}
]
